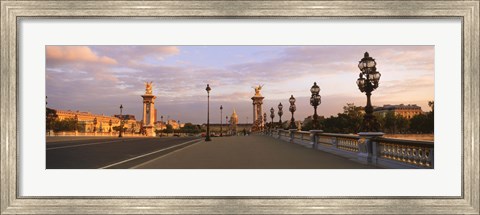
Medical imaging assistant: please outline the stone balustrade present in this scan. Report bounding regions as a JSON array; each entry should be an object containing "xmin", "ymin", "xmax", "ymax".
[
  {"xmin": 270, "ymin": 129, "xmax": 434, "ymax": 169},
  {"xmin": 375, "ymin": 137, "xmax": 434, "ymax": 168}
]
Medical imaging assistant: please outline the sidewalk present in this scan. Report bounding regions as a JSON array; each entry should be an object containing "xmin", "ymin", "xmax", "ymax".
[{"xmin": 135, "ymin": 135, "xmax": 378, "ymax": 169}]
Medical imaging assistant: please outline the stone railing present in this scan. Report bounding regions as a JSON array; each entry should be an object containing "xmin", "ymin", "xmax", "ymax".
[
  {"xmin": 375, "ymin": 137, "xmax": 434, "ymax": 168},
  {"xmin": 276, "ymin": 129, "xmax": 290, "ymax": 141},
  {"xmin": 269, "ymin": 129, "xmax": 434, "ymax": 169}
]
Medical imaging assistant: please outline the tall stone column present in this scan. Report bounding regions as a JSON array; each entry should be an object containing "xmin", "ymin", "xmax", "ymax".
[
  {"xmin": 251, "ymin": 96, "xmax": 264, "ymax": 132},
  {"xmin": 141, "ymin": 82, "xmax": 157, "ymax": 137}
]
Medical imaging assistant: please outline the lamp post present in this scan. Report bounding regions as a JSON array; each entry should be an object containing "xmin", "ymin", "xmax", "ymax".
[
  {"xmin": 226, "ymin": 116, "xmax": 229, "ymax": 135},
  {"xmin": 93, "ymin": 117, "xmax": 97, "ymax": 132},
  {"xmin": 289, "ymin": 95, "xmax": 297, "ymax": 129},
  {"xmin": 270, "ymin": 107, "xmax": 274, "ymax": 134},
  {"xmin": 205, "ymin": 84, "xmax": 212, "ymax": 141},
  {"xmin": 263, "ymin": 112, "xmax": 267, "ymax": 134},
  {"xmin": 160, "ymin": 115, "xmax": 164, "ymax": 136},
  {"xmin": 220, "ymin": 105, "xmax": 223, "ymax": 137},
  {"xmin": 278, "ymin": 102, "xmax": 283, "ymax": 129},
  {"xmin": 118, "ymin": 104, "xmax": 123, "ymax": 137},
  {"xmin": 356, "ymin": 52, "xmax": 381, "ymax": 132},
  {"xmin": 109, "ymin": 119, "xmax": 112, "ymax": 132},
  {"xmin": 309, "ymin": 82, "xmax": 321, "ymax": 130}
]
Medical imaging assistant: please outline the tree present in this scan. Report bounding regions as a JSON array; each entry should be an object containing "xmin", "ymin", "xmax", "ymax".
[
  {"xmin": 409, "ymin": 101, "xmax": 434, "ymax": 134},
  {"xmin": 52, "ymin": 118, "xmax": 77, "ymax": 132},
  {"xmin": 112, "ymin": 125, "xmax": 126, "ymax": 132},
  {"xmin": 180, "ymin": 123, "xmax": 201, "ymax": 134},
  {"xmin": 46, "ymin": 108, "xmax": 58, "ymax": 131},
  {"xmin": 322, "ymin": 103, "xmax": 363, "ymax": 134},
  {"xmin": 163, "ymin": 124, "xmax": 173, "ymax": 133},
  {"xmin": 410, "ymin": 114, "xmax": 429, "ymax": 133},
  {"xmin": 428, "ymin": 101, "xmax": 434, "ymax": 112}
]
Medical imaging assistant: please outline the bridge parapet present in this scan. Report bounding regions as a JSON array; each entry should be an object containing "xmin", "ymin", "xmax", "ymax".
[{"xmin": 270, "ymin": 130, "xmax": 434, "ymax": 169}]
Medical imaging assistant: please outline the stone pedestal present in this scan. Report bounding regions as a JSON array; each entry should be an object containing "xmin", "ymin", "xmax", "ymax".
[
  {"xmin": 310, "ymin": 130, "xmax": 323, "ymax": 149},
  {"xmin": 144, "ymin": 126, "xmax": 155, "ymax": 137},
  {"xmin": 357, "ymin": 132, "xmax": 384, "ymax": 164}
]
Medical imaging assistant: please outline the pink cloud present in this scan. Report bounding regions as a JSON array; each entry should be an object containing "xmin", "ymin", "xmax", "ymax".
[
  {"xmin": 91, "ymin": 46, "xmax": 180, "ymax": 65},
  {"xmin": 46, "ymin": 46, "xmax": 117, "ymax": 64}
]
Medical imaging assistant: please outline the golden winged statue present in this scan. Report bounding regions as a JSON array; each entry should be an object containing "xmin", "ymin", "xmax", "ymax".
[
  {"xmin": 252, "ymin": 84, "xmax": 264, "ymax": 96},
  {"xmin": 145, "ymin": 81, "xmax": 153, "ymax": 94}
]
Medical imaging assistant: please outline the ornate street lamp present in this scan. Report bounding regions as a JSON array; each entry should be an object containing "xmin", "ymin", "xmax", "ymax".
[
  {"xmin": 278, "ymin": 102, "xmax": 283, "ymax": 129},
  {"xmin": 160, "ymin": 115, "xmax": 164, "ymax": 136},
  {"xmin": 270, "ymin": 107, "xmax": 275, "ymax": 132},
  {"xmin": 356, "ymin": 52, "xmax": 382, "ymax": 131},
  {"xmin": 310, "ymin": 82, "xmax": 322, "ymax": 129},
  {"xmin": 93, "ymin": 117, "xmax": 98, "ymax": 132},
  {"xmin": 288, "ymin": 95, "xmax": 297, "ymax": 129},
  {"xmin": 220, "ymin": 105, "xmax": 223, "ymax": 137},
  {"xmin": 263, "ymin": 112, "xmax": 267, "ymax": 133},
  {"xmin": 118, "ymin": 104, "xmax": 123, "ymax": 137},
  {"xmin": 205, "ymin": 84, "xmax": 212, "ymax": 141}
]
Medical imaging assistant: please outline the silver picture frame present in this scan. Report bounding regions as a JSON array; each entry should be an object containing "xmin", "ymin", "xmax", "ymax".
[{"xmin": 1, "ymin": 1, "xmax": 478, "ymax": 214}]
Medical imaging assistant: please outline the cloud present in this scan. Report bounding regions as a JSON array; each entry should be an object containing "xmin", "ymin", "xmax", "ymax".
[
  {"xmin": 46, "ymin": 46, "xmax": 117, "ymax": 65},
  {"xmin": 91, "ymin": 46, "xmax": 180, "ymax": 65}
]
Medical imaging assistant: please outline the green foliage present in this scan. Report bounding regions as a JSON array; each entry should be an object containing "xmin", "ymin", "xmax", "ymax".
[
  {"xmin": 51, "ymin": 118, "xmax": 77, "ymax": 132},
  {"xmin": 162, "ymin": 124, "xmax": 174, "ymax": 133},
  {"xmin": 180, "ymin": 123, "xmax": 201, "ymax": 134},
  {"xmin": 377, "ymin": 112, "xmax": 410, "ymax": 134},
  {"xmin": 46, "ymin": 108, "xmax": 58, "ymax": 130},
  {"xmin": 322, "ymin": 103, "xmax": 363, "ymax": 134},
  {"xmin": 410, "ymin": 111, "xmax": 434, "ymax": 133},
  {"xmin": 112, "ymin": 125, "xmax": 126, "ymax": 132},
  {"xmin": 308, "ymin": 102, "xmax": 434, "ymax": 134}
]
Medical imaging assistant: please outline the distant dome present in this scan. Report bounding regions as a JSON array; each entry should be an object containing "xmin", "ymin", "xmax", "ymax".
[
  {"xmin": 230, "ymin": 109, "xmax": 238, "ymax": 124},
  {"xmin": 231, "ymin": 109, "xmax": 238, "ymax": 118}
]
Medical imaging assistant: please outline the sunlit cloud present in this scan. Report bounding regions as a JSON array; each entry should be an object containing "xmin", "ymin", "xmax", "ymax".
[{"xmin": 46, "ymin": 46, "xmax": 117, "ymax": 65}]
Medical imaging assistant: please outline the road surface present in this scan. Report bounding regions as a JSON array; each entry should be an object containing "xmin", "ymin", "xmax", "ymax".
[{"xmin": 46, "ymin": 136, "xmax": 201, "ymax": 169}]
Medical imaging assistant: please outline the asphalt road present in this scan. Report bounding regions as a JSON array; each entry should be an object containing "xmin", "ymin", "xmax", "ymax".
[{"xmin": 46, "ymin": 136, "xmax": 201, "ymax": 169}]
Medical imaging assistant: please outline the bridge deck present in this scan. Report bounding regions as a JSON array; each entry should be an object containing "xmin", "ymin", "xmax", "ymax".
[{"xmin": 135, "ymin": 135, "xmax": 378, "ymax": 169}]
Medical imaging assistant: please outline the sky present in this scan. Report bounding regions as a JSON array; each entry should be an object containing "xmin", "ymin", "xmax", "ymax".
[{"xmin": 46, "ymin": 45, "xmax": 434, "ymax": 124}]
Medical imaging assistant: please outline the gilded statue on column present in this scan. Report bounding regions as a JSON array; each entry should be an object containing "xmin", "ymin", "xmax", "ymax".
[
  {"xmin": 145, "ymin": 81, "xmax": 153, "ymax": 94},
  {"xmin": 252, "ymin": 84, "xmax": 264, "ymax": 96}
]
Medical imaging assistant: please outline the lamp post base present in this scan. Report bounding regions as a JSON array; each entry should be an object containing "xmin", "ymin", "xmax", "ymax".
[{"xmin": 357, "ymin": 132, "xmax": 384, "ymax": 165}]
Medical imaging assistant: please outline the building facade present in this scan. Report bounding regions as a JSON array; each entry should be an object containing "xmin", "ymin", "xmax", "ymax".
[
  {"xmin": 54, "ymin": 109, "xmax": 140, "ymax": 133},
  {"xmin": 373, "ymin": 104, "xmax": 423, "ymax": 119}
]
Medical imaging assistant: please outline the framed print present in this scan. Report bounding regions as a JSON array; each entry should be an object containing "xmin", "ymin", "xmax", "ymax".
[{"xmin": 1, "ymin": 0, "xmax": 479, "ymax": 214}]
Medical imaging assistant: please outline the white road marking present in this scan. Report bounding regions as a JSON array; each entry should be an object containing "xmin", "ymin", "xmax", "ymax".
[
  {"xmin": 46, "ymin": 139, "xmax": 138, "ymax": 150},
  {"xmin": 99, "ymin": 139, "xmax": 203, "ymax": 169},
  {"xmin": 131, "ymin": 139, "xmax": 203, "ymax": 169}
]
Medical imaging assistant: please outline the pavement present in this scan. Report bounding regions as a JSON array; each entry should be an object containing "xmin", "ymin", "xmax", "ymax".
[{"xmin": 135, "ymin": 135, "xmax": 377, "ymax": 169}]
